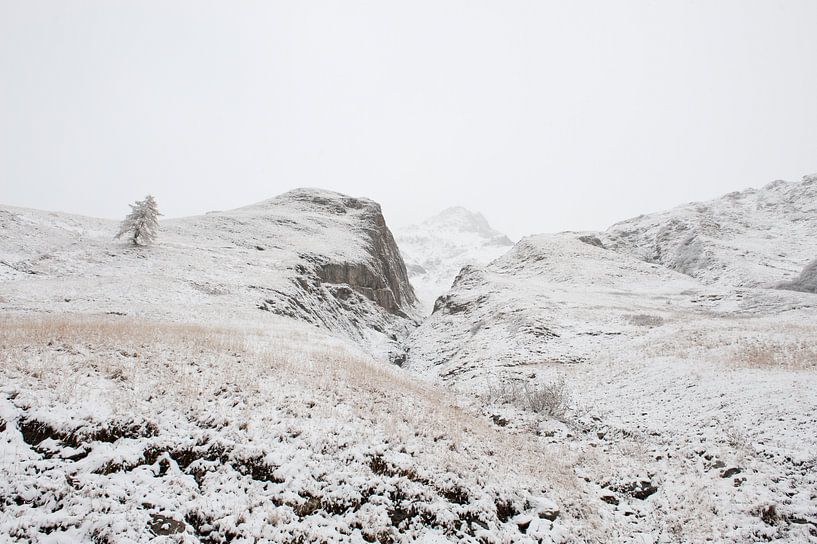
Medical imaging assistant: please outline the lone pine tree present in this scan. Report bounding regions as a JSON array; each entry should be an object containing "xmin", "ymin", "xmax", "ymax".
[{"xmin": 115, "ymin": 195, "xmax": 161, "ymax": 246}]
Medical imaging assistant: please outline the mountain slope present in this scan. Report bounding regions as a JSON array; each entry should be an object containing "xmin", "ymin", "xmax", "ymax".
[
  {"xmin": 0, "ymin": 189, "xmax": 418, "ymax": 359},
  {"xmin": 601, "ymin": 175, "xmax": 817, "ymax": 288},
  {"xmin": 405, "ymin": 233, "xmax": 704, "ymax": 382},
  {"xmin": 777, "ymin": 257, "xmax": 817, "ymax": 294},
  {"xmin": 395, "ymin": 207, "xmax": 514, "ymax": 313},
  {"xmin": 1, "ymin": 314, "xmax": 594, "ymax": 543},
  {"xmin": 403, "ymin": 186, "xmax": 817, "ymax": 542}
]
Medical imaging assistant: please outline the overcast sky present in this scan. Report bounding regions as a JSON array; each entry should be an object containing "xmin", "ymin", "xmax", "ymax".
[{"xmin": 1, "ymin": 1, "xmax": 816, "ymax": 239}]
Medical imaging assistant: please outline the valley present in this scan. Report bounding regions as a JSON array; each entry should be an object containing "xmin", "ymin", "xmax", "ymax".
[{"xmin": 1, "ymin": 175, "xmax": 816, "ymax": 543}]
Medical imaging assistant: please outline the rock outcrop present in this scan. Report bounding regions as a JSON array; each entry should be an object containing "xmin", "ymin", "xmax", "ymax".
[
  {"xmin": 776, "ymin": 257, "xmax": 817, "ymax": 294},
  {"xmin": 601, "ymin": 175, "xmax": 817, "ymax": 288},
  {"xmin": 268, "ymin": 189, "xmax": 416, "ymax": 316}
]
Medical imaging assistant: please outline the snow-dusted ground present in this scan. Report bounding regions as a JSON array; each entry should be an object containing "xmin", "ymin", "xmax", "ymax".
[
  {"xmin": 2, "ymin": 179, "xmax": 817, "ymax": 542},
  {"xmin": 405, "ymin": 230, "xmax": 817, "ymax": 542},
  {"xmin": 1, "ymin": 314, "xmax": 589, "ymax": 543},
  {"xmin": 0, "ymin": 189, "xmax": 419, "ymax": 361},
  {"xmin": 395, "ymin": 207, "xmax": 513, "ymax": 314}
]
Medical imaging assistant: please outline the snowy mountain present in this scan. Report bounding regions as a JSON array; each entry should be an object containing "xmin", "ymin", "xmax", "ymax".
[
  {"xmin": 3, "ymin": 178, "xmax": 817, "ymax": 542},
  {"xmin": 404, "ymin": 233, "xmax": 817, "ymax": 541},
  {"xmin": 402, "ymin": 176, "xmax": 817, "ymax": 542},
  {"xmin": 601, "ymin": 174, "xmax": 817, "ymax": 288},
  {"xmin": 405, "ymin": 233, "xmax": 702, "ymax": 382},
  {"xmin": 0, "ymin": 188, "xmax": 418, "ymax": 360},
  {"xmin": 395, "ymin": 207, "xmax": 514, "ymax": 313},
  {"xmin": 0, "ymin": 191, "xmax": 613, "ymax": 543}
]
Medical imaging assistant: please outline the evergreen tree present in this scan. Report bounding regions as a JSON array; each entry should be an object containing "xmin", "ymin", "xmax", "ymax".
[{"xmin": 115, "ymin": 195, "xmax": 161, "ymax": 246}]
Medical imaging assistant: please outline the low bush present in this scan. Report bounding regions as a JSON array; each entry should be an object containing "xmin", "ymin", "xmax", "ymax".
[{"xmin": 483, "ymin": 377, "xmax": 572, "ymax": 420}]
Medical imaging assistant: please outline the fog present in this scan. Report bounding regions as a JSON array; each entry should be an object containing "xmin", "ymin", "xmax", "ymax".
[{"xmin": 2, "ymin": 1, "xmax": 816, "ymax": 238}]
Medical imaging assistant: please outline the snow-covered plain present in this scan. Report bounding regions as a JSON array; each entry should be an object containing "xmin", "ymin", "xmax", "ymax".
[{"xmin": 2, "ymin": 178, "xmax": 817, "ymax": 542}]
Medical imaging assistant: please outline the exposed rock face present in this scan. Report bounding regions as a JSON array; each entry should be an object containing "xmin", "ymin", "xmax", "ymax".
[
  {"xmin": 601, "ymin": 175, "xmax": 817, "ymax": 288},
  {"xmin": 776, "ymin": 258, "xmax": 817, "ymax": 294},
  {"xmin": 0, "ymin": 188, "xmax": 419, "ymax": 359},
  {"xmin": 318, "ymin": 262, "xmax": 401, "ymax": 314},
  {"xmin": 275, "ymin": 189, "xmax": 416, "ymax": 315}
]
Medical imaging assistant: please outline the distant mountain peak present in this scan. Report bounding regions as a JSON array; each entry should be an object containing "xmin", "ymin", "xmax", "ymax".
[
  {"xmin": 395, "ymin": 207, "xmax": 514, "ymax": 314},
  {"xmin": 410, "ymin": 206, "xmax": 512, "ymax": 243},
  {"xmin": 433, "ymin": 206, "xmax": 488, "ymax": 223}
]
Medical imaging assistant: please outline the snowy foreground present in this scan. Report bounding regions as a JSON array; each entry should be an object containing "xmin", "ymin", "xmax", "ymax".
[
  {"xmin": 4, "ymin": 311, "xmax": 815, "ymax": 543},
  {"xmin": 1, "ymin": 315, "xmax": 576, "ymax": 543}
]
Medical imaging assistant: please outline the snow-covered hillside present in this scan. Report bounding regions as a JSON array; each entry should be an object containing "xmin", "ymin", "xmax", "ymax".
[
  {"xmin": 405, "ymin": 233, "xmax": 702, "ymax": 382},
  {"xmin": 1, "ymin": 314, "xmax": 594, "ymax": 543},
  {"xmin": 777, "ymin": 257, "xmax": 817, "ymax": 294},
  {"xmin": 602, "ymin": 175, "xmax": 817, "ymax": 288},
  {"xmin": 403, "ymin": 196, "xmax": 817, "ymax": 541},
  {"xmin": 0, "ymin": 189, "xmax": 418, "ymax": 360},
  {"xmin": 3, "ymin": 178, "xmax": 817, "ymax": 542},
  {"xmin": 395, "ymin": 207, "xmax": 513, "ymax": 313}
]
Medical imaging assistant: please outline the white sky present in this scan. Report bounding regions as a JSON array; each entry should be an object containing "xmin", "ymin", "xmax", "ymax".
[{"xmin": 1, "ymin": 1, "xmax": 816, "ymax": 239}]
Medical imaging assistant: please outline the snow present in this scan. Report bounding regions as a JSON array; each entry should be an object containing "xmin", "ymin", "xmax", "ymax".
[
  {"xmin": 3, "ymin": 178, "xmax": 817, "ymax": 542},
  {"xmin": 0, "ymin": 189, "xmax": 418, "ymax": 360},
  {"xmin": 602, "ymin": 174, "xmax": 817, "ymax": 288},
  {"xmin": 0, "ymin": 315, "xmax": 581, "ymax": 543},
  {"xmin": 404, "ymin": 220, "xmax": 817, "ymax": 540},
  {"xmin": 777, "ymin": 257, "xmax": 817, "ymax": 294},
  {"xmin": 395, "ymin": 207, "xmax": 514, "ymax": 314}
]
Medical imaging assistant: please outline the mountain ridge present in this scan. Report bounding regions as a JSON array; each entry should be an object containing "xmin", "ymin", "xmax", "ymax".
[
  {"xmin": 601, "ymin": 174, "xmax": 817, "ymax": 288},
  {"xmin": 0, "ymin": 188, "xmax": 419, "ymax": 360}
]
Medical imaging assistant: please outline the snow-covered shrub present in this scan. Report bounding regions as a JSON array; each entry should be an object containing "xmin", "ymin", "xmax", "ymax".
[
  {"xmin": 115, "ymin": 195, "xmax": 161, "ymax": 246},
  {"xmin": 624, "ymin": 313, "xmax": 664, "ymax": 327},
  {"xmin": 483, "ymin": 377, "xmax": 572, "ymax": 420}
]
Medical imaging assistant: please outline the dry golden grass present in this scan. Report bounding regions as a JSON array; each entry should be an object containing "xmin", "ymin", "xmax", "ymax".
[
  {"xmin": 726, "ymin": 338, "xmax": 817, "ymax": 370},
  {"xmin": 625, "ymin": 314, "xmax": 817, "ymax": 370},
  {"xmin": 0, "ymin": 314, "xmax": 245, "ymax": 352},
  {"xmin": 0, "ymin": 312, "xmax": 582, "ymax": 500}
]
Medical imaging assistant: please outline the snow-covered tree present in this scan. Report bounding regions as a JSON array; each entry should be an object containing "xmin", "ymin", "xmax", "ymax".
[{"xmin": 115, "ymin": 195, "xmax": 162, "ymax": 246}]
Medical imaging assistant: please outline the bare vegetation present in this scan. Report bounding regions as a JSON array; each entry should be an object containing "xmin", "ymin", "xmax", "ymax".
[
  {"xmin": 727, "ymin": 338, "xmax": 817, "ymax": 369},
  {"xmin": 0, "ymin": 313, "xmax": 592, "ymax": 543},
  {"xmin": 482, "ymin": 377, "xmax": 572, "ymax": 421},
  {"xmin": 635, "ymin": 318, "xmax": 817, "ymax": 370},
  {"xmin": 623, "ymin": 313, "xmax": 664, "ymax": 327}
]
